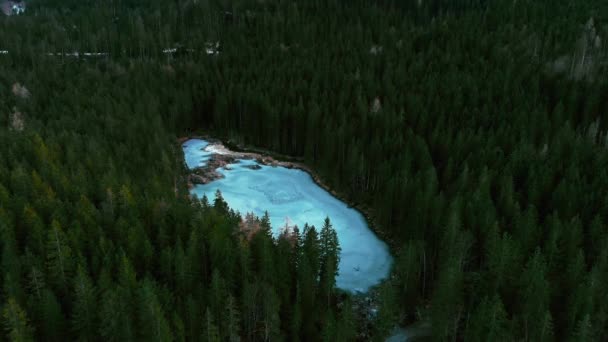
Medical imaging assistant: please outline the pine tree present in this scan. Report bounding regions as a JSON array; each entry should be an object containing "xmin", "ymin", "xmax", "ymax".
[
  {"xmin": 571, "ymin": 314, "xmax": 593, "ymax": 341},
  {"xmin": 464, "ymin": 295, "xmax": 511, "ymax": 341},
  {"xmin": 296, "ymin": 256, "xmax": 317, "ymax": 341},
  {"xmin": 262, "ymin": 285, "xmax": 281, "ymax": 342},
  {"xmin": 275, "ymin": 232, "xmax": 295, "ymax": 324},
  {"xmin": 2, "ymin": 298, "xmax": 34, "ymax": 342},
  {"xmin": 46, "ymin": 220, "xmax": 73, "ymax": 291},
  {"xmin": 21, "ymin": 205, "xmax": 45, "ymax": 256},
  {"xmin": 27, "ymin": 267, "xmax": 45, "ymax": 302},
  {"xmin": 319, "ymin": 217, "xmax": 340, "ymax": 308},
  {"xmin": 1, "ymin": 222, "xmax": 24, "ymax": 303},
  {"xmin": 39, "ymin": 289, "xmax": 66, "ymax": 341},
  {"xmin": 322, "ymin": 311, "xmax": 337, "ymax": 342},
  {"xmin": 99, "ymin": 288, "xmax": 135, "ymax": 341},
  {"xmin": 71, "ymin": 266, "xmax": 98, "ymax": 341},
  {"xmin": 202, "ymin": 307, "xmax": 221, "ymax": 342},
  {"xmin": 290, "ymin": 287, "xmax": 303, "ymax": 342},
  {"xmin": 209, "ymin": 269, "xmax": 226, "ymax": 336},
  {"xmin": 394, "ymin": 241, "xmax": 423, "ymax": 308},
  {"xmin": 242, "ymin": 282, "xmax": 259, "ymax": 341},
  {"xmin": 375, "ymin": 282, "xmax": 399, "ymax": 339},
  {"xmin": 174, "ymin": 238, "xmax": 187, "ymax": 296},
  {"xmin": 336, "ymin": 297, "xmax": 356, "ymax": 342},
  {"xmin": 301, "ymin": 224, "xmax": 320, "ymax": 284},
  {"xmin": 250, "ymin": 216, "xmax": 275, "ymax": 286},
  {"xmin": 184, "ymin": 295, "xmax": 201, "ymax": 340},
  {"xmin": 213, "ymin": 190, "xmax": 229, "ymax": 213},
  {"xmin": 224, "ymin": 295, "xmax": 241, "ymax": 342},
  {"xmin": 518, "ymin": 250, "xmax": 552, "ymax": 341},
  {"xmin": 137, "ymin": 280, "xmax": 172, "ymax": 342}
]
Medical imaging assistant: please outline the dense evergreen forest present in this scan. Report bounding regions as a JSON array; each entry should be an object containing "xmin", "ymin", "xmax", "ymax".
[{"xmin": 1, "ymin": 0, "xmax": 608, "ymax": 340}]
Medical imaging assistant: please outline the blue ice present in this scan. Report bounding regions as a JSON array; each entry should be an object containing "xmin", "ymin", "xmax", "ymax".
[
  {"xmin": 183, "ymin": 139, "xmax": 213, "ymax": 169},
  {"xmin": 183, "ymin": 139, "xmax": 393, "ymax": 293}
]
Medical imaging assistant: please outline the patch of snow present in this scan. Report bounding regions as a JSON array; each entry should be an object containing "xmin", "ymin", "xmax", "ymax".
[
  {"xmin": 204, "ymin": 143, "xmax": 232, "ymax": 155},
  {"xmin": 371, "ymin": 97, "xmax": 382, "ymax": 113},
  {"xmin": 9, "ymin": 108, "xmax": 24, "ymax": 131},
  {"xmin": 11, "ymin": 3, "xmax": 24, "ymax": 14},
  {"xmin": 540, "ymin": 143, "xmax": 548, "ymax": 157},
  {"xmin": 585, "ymin": 17, "xmax": 595, "ymax": 31},
  {"xmin": 82, "ymin": 52, "xmax": 108, "ymax": 57},
  {"xmin": 205, "ymin": 41, "xmax": 220, "ymax": 55},
  {"xmin": 370, "ymin": 45, "xmax": 383, "ymax": 55},
  {"xmin": 587, "ymin": 118, "xmax": 600, "ymax": 143},
  {"xmin": 45, "ymin": 52, "xmax": 108, "ymax": 57},
  {"xmin": 163, "ymin": 47, "xmax": 197, "ymax": 55},
  {"xmin": 545, "ymin": 17, "xmax": 606, "ymax": 81},
  {"xmin": 2, "ymin": 1, "xmax": 25, "ymax": 16},
  {"xmin": 12, "ymin": 83, "xmax": 30, "ymax": 99}
]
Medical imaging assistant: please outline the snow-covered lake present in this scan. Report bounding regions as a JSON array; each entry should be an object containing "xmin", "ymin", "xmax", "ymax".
[{"xmin": 183, "ymin": 139, "xmax": 393, "ymax": 293}]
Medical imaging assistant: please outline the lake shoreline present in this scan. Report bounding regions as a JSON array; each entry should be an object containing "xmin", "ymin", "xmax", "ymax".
[
  {"xmin": 178, "ymin": 134, "xmax": 398, "ymax": 255},
  {"xmin": 179, "ymin": 134, "xmax": 427, "ymax": 340}
]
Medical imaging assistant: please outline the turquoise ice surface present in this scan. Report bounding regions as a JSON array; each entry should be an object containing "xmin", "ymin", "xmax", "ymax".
[{"xmin": 183, "ymin": 139, "xmax": 392, "ymax": 293}]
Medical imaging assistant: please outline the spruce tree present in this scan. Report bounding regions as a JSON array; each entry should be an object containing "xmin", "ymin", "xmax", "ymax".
[{"xmin": 2, "ymin": 299, "xmax": 34, "ymax": 342}]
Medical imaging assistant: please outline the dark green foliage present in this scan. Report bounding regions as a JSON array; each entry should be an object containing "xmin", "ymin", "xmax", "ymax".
[
  {"xmin": 0, "ymin": 53, "xmax": 345, "ymax": 340},
  {"xmin": 1, "ymin": 0, "xmax": 608, "ymax": 341},
  {"xmin": 319, "ymin": 218, "xmax": 340, "ymax": 308},
  {"xmin": 2, "ymin": 298, "xmax": 34, "ymax": 342}
]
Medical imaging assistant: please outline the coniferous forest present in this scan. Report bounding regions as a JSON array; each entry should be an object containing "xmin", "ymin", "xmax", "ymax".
[{"xmin": 1, "ymin": 0, "xmax": 608, "ymax": 340}]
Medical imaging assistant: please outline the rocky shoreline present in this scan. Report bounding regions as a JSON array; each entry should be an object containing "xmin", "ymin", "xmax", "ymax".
[
  {"xmin": 182, "ymin": 136, "xmax": 315, "ymax": 183},
  {"xmin": 183, "ymin": 138, "xmax": 292, "ymax": 187}
]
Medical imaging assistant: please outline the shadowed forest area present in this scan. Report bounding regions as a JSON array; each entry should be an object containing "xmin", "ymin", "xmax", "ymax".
[{"xmin": 1, "ymin": 0, "xmax": 607, "ymax": 340}]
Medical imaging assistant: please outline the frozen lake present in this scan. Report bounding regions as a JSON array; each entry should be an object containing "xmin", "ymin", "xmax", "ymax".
[{"xmin": 183, "ymin": 139, "xmax": 393, "ymax": 293}]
